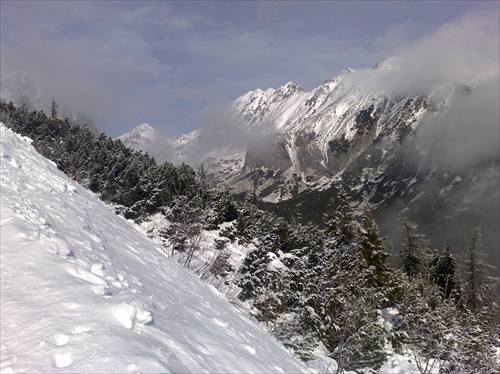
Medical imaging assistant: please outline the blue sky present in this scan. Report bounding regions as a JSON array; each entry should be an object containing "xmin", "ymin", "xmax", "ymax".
[{"xmin": 0, "ymin": 1, "xmax": 498, "ymax": 137}]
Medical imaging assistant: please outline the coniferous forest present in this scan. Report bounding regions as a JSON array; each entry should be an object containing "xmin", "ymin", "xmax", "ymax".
[{"xmin": 1, "ymin": 100, "xmax": 498, "ymax": 373}]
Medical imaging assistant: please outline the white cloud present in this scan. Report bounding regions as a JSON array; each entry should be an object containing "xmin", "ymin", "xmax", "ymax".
[
  {"xmin": 353, "ymin": 11, "xmax": 500, "ymax": 170},
  {"xmin": 349, "ymin": 11, "xmax": 499, "ymax": 96}
]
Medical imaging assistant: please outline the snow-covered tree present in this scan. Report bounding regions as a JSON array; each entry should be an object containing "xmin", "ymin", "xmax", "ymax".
[
  {"xmin": 50, "ymin": 97, "xmax": 59, "ymax": 119},
  {"xmin": 318, "ymin": 240, "xmax": 387, "ymax": 372},
  {"xmin": 401, "ymin": 222, "xmax": 435, "ymax": 279},
  {"xmin": 460, "ymin": 228, "xmax": 498, "ymax": 312},
  {"xmin": 432, "ymin": 243, "xmax": 459, "ymax": 299},
  {"xmin": 395, "ymin": 274, "xmax": 498, "ymax": 373}
]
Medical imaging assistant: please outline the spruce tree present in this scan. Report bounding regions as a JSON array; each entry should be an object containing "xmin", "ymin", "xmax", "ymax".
[
  {"xmin": 50, "ymin": 98, "xmax": 59, "ymax": 119},
  {"xmin": 311, "ymin": 191, "xmax": 389, "ymax": 372},
  {"xmin": 401, "ymin": 222, "xmax": 435, "ymax": 279},
  {"xmin": 432, "ymin": 243, "xmax": 458, "ymax": 299},
  {"xmin": 460, "ymin": 228, "xmax": 498, "ymax": 312}
]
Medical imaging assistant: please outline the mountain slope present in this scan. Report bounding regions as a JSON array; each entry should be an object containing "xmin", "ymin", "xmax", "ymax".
[{"xmin": 0, "ymin": 123, "xmax": 309, "ymax": 374}]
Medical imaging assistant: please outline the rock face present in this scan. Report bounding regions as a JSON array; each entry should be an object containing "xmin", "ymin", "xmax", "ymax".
[
  {"xmin": 118, "ymin": 60, "xmax": 499, "ymax": 263},
  {"xmin": 226, "ymin": 67, "xmax": 429, "ymax": 204}
]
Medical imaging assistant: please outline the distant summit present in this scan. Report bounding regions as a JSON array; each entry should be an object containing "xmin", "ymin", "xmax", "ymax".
[
  {"xmin": 117, "ymin": 123, "xmax": 160, "ymax": 145},
  {"xmin": 372, "ymin": 56, "xmax": 401, "ymax": 71}
]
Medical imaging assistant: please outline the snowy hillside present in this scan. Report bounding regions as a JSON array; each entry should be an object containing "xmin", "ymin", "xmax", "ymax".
[{"xmin": 0, "ymin": 123, "xmax": 309, "ymax": 373}]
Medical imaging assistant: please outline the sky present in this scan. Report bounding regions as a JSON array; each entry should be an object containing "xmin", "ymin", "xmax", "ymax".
[{"xmin": 0, "ymin": 1, "xmax": 498, "ymax": 137}]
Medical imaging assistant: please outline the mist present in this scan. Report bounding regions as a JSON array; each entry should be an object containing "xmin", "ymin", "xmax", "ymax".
[
  {"xmin": 179, "ymin": 106, "xmax": 263, "ymax": 167},
  {"xmin": 340, "ymin": 10, "xmax": 499, "ymax": 169},
  {"xmin": 418, "ymin": 78, "xmax": 499, "ymax": 170},
  {"xmin": 358, "ymin": 11, "xmax": 500, "ymax": 270},
  {"xmin": 348, "ymin": 11, "xmax": 499, "ymax": 95}
]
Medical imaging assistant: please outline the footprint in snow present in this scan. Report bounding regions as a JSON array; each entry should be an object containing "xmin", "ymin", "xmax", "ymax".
[
  {"xmin": 112, "ymin": 302, "xmax": 153, "ymax": 330},
  {"xmin": 244, "ymin": 345, "xmax": 256, "ymax": 355},
  {"xmin": 53, "ymin": 351, "xmax": 73, "ymax": 368},
  {"xmin": 66, "ymin": 265, "xmax": 110, "ymax": 296},
  {"xmin": 62, "ymin": 302, "xmax": 80, "ymax": 310},
  {"xmin": 71, "ymin": 325, "xmax": 90, "ymax": 335},
  {"xmin": 66, "ymin": 266, "xmax": 107, "ymax": 286},
  {"xmin": 51, "ymin": 334, "xmax": 70, "ymax": 346}
]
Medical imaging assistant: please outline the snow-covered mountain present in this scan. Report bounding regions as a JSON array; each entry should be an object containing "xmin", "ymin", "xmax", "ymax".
[
  {"xmin": 0, "ymin": 123, "xmax": 310, "ymax": 373},
  {"xmin": 118, "ymin": 62, "xmax": 430, "ymax": 202},
  {"xmin": 117, "ymin": 122, "xmax": 163, "ymax": 145},
  {"xmin": 118, "ymin": 122, "xmax": 247, "ymax": 181},
  {"xmin": 117, "ymin": 123, "xmax": 184, "ymax": 163},
  {"xmin": 118, "ymin": 59, "xmax": 499, "ymax": 263}
]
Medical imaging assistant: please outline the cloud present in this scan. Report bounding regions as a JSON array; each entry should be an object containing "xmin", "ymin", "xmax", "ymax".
[
  {"xmin": 405, "ymin": 12, "xmax": 499, "ymax": 170},
  {"xmin": 0, "ymin": 1, "xmax": 390, "ymax": 136},
  {"xmin": 418, "ymin": 78, "xmax": 499, "ymax": 169},
  {"xmin": 0, "ymin": 2, "xmax": 190, "ymax": 135},
  {"xmin": 339, "ymin": 10, "xmax": 499, "ymax": 171},
  {"xmin": 348, "ymin": 11, "xmax": 499, "ymax": 95}
]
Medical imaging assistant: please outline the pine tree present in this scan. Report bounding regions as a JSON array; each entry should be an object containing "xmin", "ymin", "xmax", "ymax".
[
  {"xmin": 237, "ymin": 245, "xmax": 272, "ymax": 301},
  {"xmin": 317, "ymin": 238, "xmax": 387, "ymax": 372},
  {"xmin": 323, "ymin": 190, "xmax": 356, "ymax": 244},
  {"xmin": 235, "ymin": 193, "xmax": 261, "ymax": 243},
  {"xmin": 50, "ymin": 98, "xmax": 59, "ymax": 119},
  {"xmin": 310, "ymin": 192, "xmax": 389, "ymax": 372}
]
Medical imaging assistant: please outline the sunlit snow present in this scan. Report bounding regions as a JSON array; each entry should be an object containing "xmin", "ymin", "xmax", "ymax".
[{"xmin": 0, "ymin": 123, "xmax": 309, "ymax": 373}]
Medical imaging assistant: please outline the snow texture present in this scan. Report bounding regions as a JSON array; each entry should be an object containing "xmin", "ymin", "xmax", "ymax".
[{"xmin": 0, "ymin": 123, "xmax": 309, "ymax": 373}]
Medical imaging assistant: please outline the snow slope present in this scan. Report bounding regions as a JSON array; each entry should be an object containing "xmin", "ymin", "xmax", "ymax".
[{"xmin": 0, "ymin": 123, "xmax": 309, "ymax": 373}]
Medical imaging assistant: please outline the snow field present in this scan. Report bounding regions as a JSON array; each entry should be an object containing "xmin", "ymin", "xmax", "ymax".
[{"xmin": 0, "ymin": 123, "xmax": 309, "ymax": 373}]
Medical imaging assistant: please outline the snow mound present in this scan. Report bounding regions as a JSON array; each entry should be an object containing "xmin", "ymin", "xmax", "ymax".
[{"xmin": 0, "ymin": 123, "xmax": 308, "ymax": 373}]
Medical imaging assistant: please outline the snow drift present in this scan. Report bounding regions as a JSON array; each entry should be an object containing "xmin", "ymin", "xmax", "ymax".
[{"xmin": 0, "ymin": 123, "xmax": 308, "ymax": 373}]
